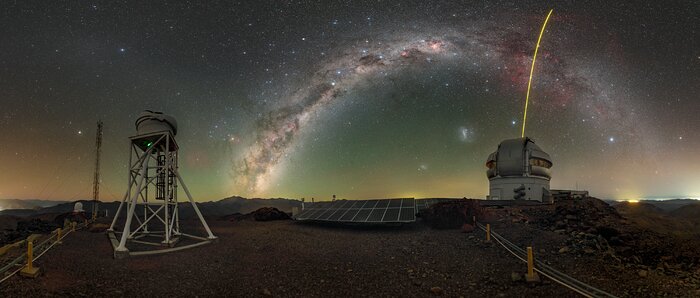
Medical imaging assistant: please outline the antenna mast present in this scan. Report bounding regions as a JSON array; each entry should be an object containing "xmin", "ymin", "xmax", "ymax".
[{"xmin": 91, "ymin": 120, "xmax": 103, "ymax": 220}]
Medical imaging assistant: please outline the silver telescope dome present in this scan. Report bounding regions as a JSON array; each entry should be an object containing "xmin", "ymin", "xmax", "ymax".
[
  {"xmin": 135, "ymin": 110, "xmax": 178, "ymax": 136},
  {"xmin": 486, "ymin": 137, "xmax": 552, "ymax": 179}
]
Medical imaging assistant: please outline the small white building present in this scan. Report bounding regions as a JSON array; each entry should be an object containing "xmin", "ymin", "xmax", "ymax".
[{"xmin": 485, "ymin": 137, "xmax": 553, "ymax": 203}]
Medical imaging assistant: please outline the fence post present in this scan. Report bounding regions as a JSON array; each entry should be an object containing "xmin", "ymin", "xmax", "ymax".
[
  {"xmin": 20, "ymin": 241, "xmax": 40, "ymax": 278},
  {"xmin": 486, "ymin": 224, "xmax": 491, "ymax": 242},
  {"xmin": 526, "ymin": 246, "xmax": 540, "ymax": 282},
  {"xmin": 56, "ymin": 228, "xmax": 62, "ymax": 244}
]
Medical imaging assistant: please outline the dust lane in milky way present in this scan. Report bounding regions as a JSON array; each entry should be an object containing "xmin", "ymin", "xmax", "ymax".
[{"xmin": 235, "ymin": 22, "xmax": 639, "ymax": 195}]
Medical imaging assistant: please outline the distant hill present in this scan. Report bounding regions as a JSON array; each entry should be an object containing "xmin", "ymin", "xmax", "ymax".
[
  {"xmin": 614, "ymin": 201, "xmax": 666, "ymax": 216},
  {"xmin": 0, "ymin": 199, "xmax": 68, "ymax": 211},
  {"xmin": 606, "ymin": 199, "xmax": 699, "ymax": 213},
  {"xmin": 614, "ymin": 201, "xmax": 700, "ymax": 238},
  {"xmin": 0, "ymin": 196, "xmax": 302, "ymax": 219},
  {"xmin": 670, "ymin": 202, "xmax": 700, "ymax": 220}
]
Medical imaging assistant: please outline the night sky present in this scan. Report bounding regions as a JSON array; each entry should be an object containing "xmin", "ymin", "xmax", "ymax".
[{"xmin": 1, "ymin": 1, "xmax": 698, "ymax": 202}]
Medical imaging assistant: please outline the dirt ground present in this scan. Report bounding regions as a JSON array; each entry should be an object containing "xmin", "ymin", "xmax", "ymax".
[{"xmin": 1, "ymin": 218, "xmax": 697, "ymax": 297}]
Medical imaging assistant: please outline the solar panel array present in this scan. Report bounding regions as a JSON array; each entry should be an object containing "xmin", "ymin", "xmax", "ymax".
[
  {"xmin": 415, "ymin": 198, "xmax": 463, "ymax": 212},
  {"xmin": 294, "ymin": 198, "xmax": 416, "ymax": 223}
]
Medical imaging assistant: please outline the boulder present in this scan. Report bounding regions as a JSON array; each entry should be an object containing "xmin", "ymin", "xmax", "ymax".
[
  {"xmin": 89, "ymin": 223, "xmax": 110, "ymax": 233},
  {"xmin": 461, "ymin": 224, "xmax": 475, "ymax": 233},
  {"xmin": 252, "ymin": 207, "xmax": 291, "ymax": 221},
  {"xmin": 421, "ymin": 199, "xmax": 483, "ymax": 229}
]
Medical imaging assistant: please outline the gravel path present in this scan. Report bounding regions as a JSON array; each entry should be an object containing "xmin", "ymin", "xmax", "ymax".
[{"xmin": 0, "ymin": 219, "xmax": 692, "ymax": 297}]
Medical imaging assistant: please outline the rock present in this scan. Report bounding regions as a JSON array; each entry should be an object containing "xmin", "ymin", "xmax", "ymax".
[
  {"xmin": 421, "ymin": 199, "xmax": 483, "ymax": 229},
  {"xmin": 89, "ymin": 223, "xmax": 110, "ymax": 233},
  {"xmin": 565, "ymin": 215, "xmax": 578, "ymax": 220},
  {"xmin": 430, "ymin": 287, "xmax": 443, "ymax": 295},
  {"xmin": 638, "ymin": 270, "xmax": 648, "ymax": 278},
  {"xmin": 461, "ymin": 224, "xmax": 474, "ymax": 233},
  {"xmin": 252, "ymin": 207, "xmax": 291, "ymax": 221},
  {"xmin": 596, "ymin": 226, "xmax": 620, "ymax": 239},
  {"xmin": 511, "ymin": 272, "xmax": 522, "ymax": 282},
  {"xmin": 583, "ymin": 247, "xmax": 595, "ymax": 254},
  {"xmin": 262, "ymin": 288, "xmax": 272, "ymax": 296},
  {"xmin": 16, "ymin": 218, "xmax": 60, "ymax": 234},
  {"xmin": 559, "ymin": 246, "xmax": 570, "ymax": 254}
]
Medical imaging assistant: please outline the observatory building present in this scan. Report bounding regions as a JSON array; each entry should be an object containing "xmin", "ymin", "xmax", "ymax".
[{"xmin": 485, "ymin": 137, "xmax": 553, "ymax": 203}]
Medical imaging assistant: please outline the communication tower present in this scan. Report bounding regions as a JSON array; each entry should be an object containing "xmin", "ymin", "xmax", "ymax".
[{"xmin": 91, "ymin": 120, "xmax": 103, "ymax": 220}]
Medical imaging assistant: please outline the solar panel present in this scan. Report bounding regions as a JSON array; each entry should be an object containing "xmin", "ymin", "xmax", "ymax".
[{"xmin": 294, "ymin": 198, "xmax": 416, "ymax": 223}]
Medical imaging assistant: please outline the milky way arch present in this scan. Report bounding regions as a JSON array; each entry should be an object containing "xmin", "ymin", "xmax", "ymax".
[{"xmin": 234, "ymin": 24, "xmax": 630, "ymax": 194}]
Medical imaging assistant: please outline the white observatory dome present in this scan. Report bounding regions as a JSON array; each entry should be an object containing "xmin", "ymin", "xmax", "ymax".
[
  {"xmin": 486, "ymin": 137, "xmax": 552, "ymax": 179},
  {"xmin": 135, "ymin": 110, "xmax": 178, "ymax": 136},
  {"xmin": 485, "ymin": 137, "xmax": 553, "ymax": 202},
  {"xmin": 73, "ymin": 202, "xmax": 84, "ymax": 213}
]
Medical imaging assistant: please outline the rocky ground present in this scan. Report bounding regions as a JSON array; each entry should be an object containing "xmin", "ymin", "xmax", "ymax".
[{"xmin": 1, "ymin": 199, "xmax": 699, "ymax": 297}]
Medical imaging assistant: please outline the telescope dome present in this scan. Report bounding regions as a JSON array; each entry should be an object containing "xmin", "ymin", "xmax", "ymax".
[
  {"xmin": 485, "ymin": 137, "xmax": 552, "ymax": 179},
  {"xmin": 73, "ymin": 202, "xmax": 84, "ymax": 213},
  {"xmin": 484, "ymin": 137, "xmax": 553, "ymax": 202},
  {"xmin": 135, "ymin": 110, "xmax": 178, "ymax": 136}
]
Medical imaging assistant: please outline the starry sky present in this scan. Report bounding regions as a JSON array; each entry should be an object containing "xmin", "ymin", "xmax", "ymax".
[{"xmin": 1, "ymin": 1, "xmax": 698, "ymax": 202}]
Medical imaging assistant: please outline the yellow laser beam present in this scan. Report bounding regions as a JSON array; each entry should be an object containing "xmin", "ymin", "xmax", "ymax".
[{"xmin": 521, "ymin": 9, "xmax": 554, "ymax": 138}]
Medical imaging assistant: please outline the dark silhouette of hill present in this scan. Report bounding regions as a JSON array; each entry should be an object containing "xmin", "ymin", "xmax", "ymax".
[
  {"xmin": 606, "ymin": 199, "xmax": 699, "ymax": 212},
  {"xmin": 614, "ymin": 201, "xmax": 666, "ymax": 216},
  {"xmin": 635, "ymin": 199, "xmax": 698, "ymax": 212},
  {"xmin": 670, "ymin": 202, "xmax": 700, "ymax": 220},
  {"xmin": 0, "ymin": 196, "xmax": 301, "ymax": 220},
  {"xmin": 0, "ymin": 199, "xmax": 69, "ymax": 211},
  {"xmin": 614, "ymin": 201, "xmax": 700, "ymax": 238}
]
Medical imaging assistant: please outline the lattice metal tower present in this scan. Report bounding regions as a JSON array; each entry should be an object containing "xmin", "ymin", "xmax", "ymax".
[
  {"xmin": 108, "ymin": 110, "xmax": 216, "ymax": 259},
  {"xmin": 91, "ymin": 120, "xmax": 103, "ymax": 220}
]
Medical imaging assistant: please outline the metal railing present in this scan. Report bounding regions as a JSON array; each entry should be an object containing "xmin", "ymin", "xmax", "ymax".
[
  {"xmin": 0, "ymin": 220, "xmax": 92, "ymax": 284},
  {"xmin": 476, "ymin": 222, "xmax": 617, "ymax": 298}
]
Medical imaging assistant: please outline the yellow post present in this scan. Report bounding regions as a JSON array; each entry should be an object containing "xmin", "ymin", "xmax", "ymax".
[
  {"xmin": 20, "ymin": 241, "xmax": 40, "ymax": 278},
  {"xmin": 527, "ymin": 247, "xmax": 534, "ymax": 277},
  {"xmin": 72, "ymin": 221, "xmax": 77, "ymax": 232},
  {"xmin": 486, "ymin": 224, "xmax": 491, "ymax": 242},
  {"xmin": 56, "ymin": 228, "xmax": 62, "ymax": 244},
  {"xmin": 525, "ymin": 246, "xmax": 540, "ymax": 282}
]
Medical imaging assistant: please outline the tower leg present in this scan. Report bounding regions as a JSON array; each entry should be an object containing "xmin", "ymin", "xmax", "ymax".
[
  {"xmin": 108, "ymin": 190, "xmax": 129, "ymax": 232},
  {"xmin": 115, "ymin": 156, "xmax": 150, "ymax": 258},
  {"xmin": 175, "ymin": 171, "xmax": 217, "ymax": 240},
  {"xmin": 110, "ymin": 143, "xmax": 136, "ymax": 231}
]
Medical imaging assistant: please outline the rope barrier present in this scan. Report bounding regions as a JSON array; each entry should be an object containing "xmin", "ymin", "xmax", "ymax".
[
  {"xmin": 476, "ymin": 222, "xmax": 617, "ymax": 298},
  {"xmin": 0, "ymin": 220, "xmax": 91, "ymax": 284}
]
